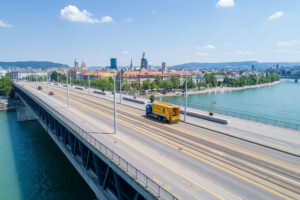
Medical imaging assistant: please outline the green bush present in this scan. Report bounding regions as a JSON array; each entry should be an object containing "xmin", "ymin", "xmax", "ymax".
[{"xmin": 150, "ymin": 95, "xmax": 155, "ymax": 103}]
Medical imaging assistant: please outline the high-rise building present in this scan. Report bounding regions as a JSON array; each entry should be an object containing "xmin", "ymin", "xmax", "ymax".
[
  {"xmin": 162, "ymin": 62, "xmax": 167, "ymax": 71},
  {"xmin": 74, "ymin": 58, "xmax": 79, "ymax": 68},
  {"xmin": 140, "ymin": 52, "xmax": 148, "ymax": 69},
  {"xmin": 110, "ymin": 58, "xmax": 117, "ymax": 69}
]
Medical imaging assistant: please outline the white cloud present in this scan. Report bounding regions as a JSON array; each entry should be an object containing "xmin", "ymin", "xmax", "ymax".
[
  {"xmin": 203, "ymin": 44, "xmax": 216, "ymax": 50},
  {"xmin": 196, "ymin": 52, "xmax": 208, "ymax": 56},
  {"xmin": 0, "ymin": 20, "xmax": 12, "ymax": 28},
  {"xmin": 236, "ymin": 51, "xmax": 254, "ymax": 55},
  {"xmin": 276, "ymin": 40, "xmax": 297, "ymax": 47},
  {"xmin": 216, "ymin": 0, "xmax": 235, "ymax": 8},
  {"xmin": 123, "ymin": 51, "xmax": 129, "ymax": 55},
  {"xmin": 124, "ymin": 18, "xmax": 133, "ymax": 22},
  {"xmin": 268, "ymin": 11, "xmax": 283, "ymax": 20},
  {"xmin": 60, "ymin": 5, "xmax": 113, "ymax": 24},
  {"xmin": 152, "ymin": 10, "xmax": 156, "ymax": 14}
]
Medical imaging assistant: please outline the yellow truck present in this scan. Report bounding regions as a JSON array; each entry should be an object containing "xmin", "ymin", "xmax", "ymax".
[{"xmin": 146, "ymin": 102, "xmax": 180, "ymax": 123}]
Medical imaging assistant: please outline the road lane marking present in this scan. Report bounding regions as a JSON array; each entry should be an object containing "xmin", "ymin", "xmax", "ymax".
[
  {"xmin": 182, "ymin": 150, "xmax": 291, "ymax": 200},
  {"xmin": 39, "ymin": 84, "xmax": 291, "ymax": 200},
  {"xmin": 51, "ymin": 90, "xmax": 226, "ymax": 200}
]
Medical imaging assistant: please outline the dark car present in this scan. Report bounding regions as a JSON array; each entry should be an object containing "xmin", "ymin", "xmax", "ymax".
[
  {"xmin": 37, "ymin": 86, "xmax": 42, "ymax": 90},
  {"xmin": 49, "ymin": 91, "xmax": 55, "ymax": 95}
]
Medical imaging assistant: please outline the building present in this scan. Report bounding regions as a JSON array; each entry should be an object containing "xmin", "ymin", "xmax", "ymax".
[
  {"xmin": 110, "ymin": 58, "xmax": 117, "ymax": 69},
  {"xmin": 78, "ymin": 70, "xmax": 113, "ymax": 81},
  {"xmin": 68, "ymin": 68, "xmax": 87, "ymax": 80},
  {"xmin": 118, "ymin": 68, "xmax": 191, "ymax": 88},
  {"xmin": 0, "ymin": 68, "xmax": 7, "ymax": 78},
  {"xmin": 162, "ymin": 62, "xmax": 167, "ymax": 71},
  {"xmin": 74, "ymin": 58, "xmax": 79, "ymax": 68},
  {"xmin": 10, "ymin": 69, "xmax": 47, "ymax": 80},
  {"xmin": 140, "ymin": 52, "xmax": 148, "ymax": 69},
  {"xmin": 81, "ymin": 62, "xmax": 87, "ymax": 69}
]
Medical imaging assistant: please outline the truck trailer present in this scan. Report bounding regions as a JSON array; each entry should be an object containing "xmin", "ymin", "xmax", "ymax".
[{"xmin": 146, "ymin": 102, "xmax": 180, "ymax": 123}]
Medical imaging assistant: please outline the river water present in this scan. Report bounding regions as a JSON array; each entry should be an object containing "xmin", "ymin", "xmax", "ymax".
[
  {"xmin": 0, "ymin": 111, "xmax": 95, "ymax": 200},
  {"xmin": 162, "ymin": 79, "xmax": 300, "ymax": 123}
]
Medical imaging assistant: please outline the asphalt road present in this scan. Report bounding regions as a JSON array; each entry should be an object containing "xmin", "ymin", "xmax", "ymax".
[{"xmin": 18, "ymin": 82, "xmax": 300, "ymax": 200}]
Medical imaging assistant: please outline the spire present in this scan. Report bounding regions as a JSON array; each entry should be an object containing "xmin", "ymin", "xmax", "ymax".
[
  {"xmin": 130, "ymin": 58, "xmax": 133, "ymax": 69},
  {"xmin": 142, "ymin": 52, "xmax": 145, "ymax": 59}
]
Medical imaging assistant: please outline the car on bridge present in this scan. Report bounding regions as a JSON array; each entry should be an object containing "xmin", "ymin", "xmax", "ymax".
[{"xmin": 49, "ymin": 91, "xmax": 55, "ymax": 95}]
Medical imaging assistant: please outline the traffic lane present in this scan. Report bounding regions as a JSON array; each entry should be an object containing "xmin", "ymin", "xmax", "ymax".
[{"xmin": 39, "ymin": 84, "xmax": 290, "ymax": 200}]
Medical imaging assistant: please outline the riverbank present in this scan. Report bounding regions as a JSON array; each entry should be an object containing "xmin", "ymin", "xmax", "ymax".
[{"xmin": 150, "ymin": 81, "xmax": 281, "ymax": 98}]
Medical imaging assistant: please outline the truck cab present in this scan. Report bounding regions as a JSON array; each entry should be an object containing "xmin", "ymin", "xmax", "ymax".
[{"xmin": 146, "ymin": 104, "xmax": 152, "ymax": 116}]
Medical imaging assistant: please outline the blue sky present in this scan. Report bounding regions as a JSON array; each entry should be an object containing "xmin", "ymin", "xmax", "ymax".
[{"xmin": 1, "ymin": 0, "xmax": 300, "ymax": 66}]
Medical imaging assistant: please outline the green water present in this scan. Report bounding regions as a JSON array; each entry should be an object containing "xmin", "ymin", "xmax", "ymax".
[
  {"xmin": 162, "ymin": 79, "xmax": 300, "ymax": 123},
  {"xmin": 0, "ymin": 112, "xmax": 95, "ymax": 200}
]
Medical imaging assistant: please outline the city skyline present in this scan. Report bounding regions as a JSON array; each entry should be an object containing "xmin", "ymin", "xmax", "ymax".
[{"xmin": 1, "ymin": 0, "xmax": 300, "ymax": 66}]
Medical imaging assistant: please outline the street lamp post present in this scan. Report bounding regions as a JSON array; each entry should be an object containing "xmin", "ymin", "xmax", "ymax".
[
  {"xmin": 184, "ymin": 73, "xmax": 187, "ymax": 121},
  {"xmin": 88, "ymin": 70, "xmax": 90, "ymax": 94},
  {"xmin": 119, "ymin": 70, "xmax": 122, "ymax": 104},
  {"xmin": 113, "ymin": 71, "xmax": 117, "ymax": 134},
  {"xmin": 66, "ymin": 69, "xmax": 70, "ymax": 108},
  {"xmin": 47, "ymin": 70, "xmax": 49, "ymax": 94},
  {"xmin": 36, "ymin": 73, "xmax": 38, "ymax": 89}
]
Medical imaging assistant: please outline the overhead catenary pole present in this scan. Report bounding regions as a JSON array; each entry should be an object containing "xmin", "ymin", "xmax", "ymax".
[
  {"xmin": 88, "ymin": 69, "xmax": 90, "ymax": 94},
  {"xmin": 119, "ymin": 70, "xmax": 122, "ymax": 104},
  {"xmin": 113, "ymin": 71, "xmax": 117, "ymax": 134},
  {"xmin": 184, "ymin": 72, "xmax": 187, "ymax": 121},
  {"xmin": 47, "ymin": 70, "xmax": 49, "ymax": 94},
  {"xmin": 66, "ymin": 69, "xmax": 70, "ymax": 108},
  {"xmin": 36, "ymin": 72, "xmax": 38, "ymax": 89}
]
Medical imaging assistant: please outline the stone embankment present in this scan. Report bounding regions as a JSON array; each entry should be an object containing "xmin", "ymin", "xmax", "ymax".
[{"xmin": 0, "ymin": 97, "xmax": 22, "ymax": 111}]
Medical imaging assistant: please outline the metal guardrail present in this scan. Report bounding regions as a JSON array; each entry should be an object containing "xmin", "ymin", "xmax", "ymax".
[
  {"xmin": 170, "ymin": 102, "xmax": 300, "ymax": 131},
  {"xmin": 15, "ymin": 84, "xmax": 177, "ymax": 200}
]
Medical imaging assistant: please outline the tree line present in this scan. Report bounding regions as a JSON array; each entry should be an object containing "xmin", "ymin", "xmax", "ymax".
[{"xmin": 47, "ymin": 71, "xmax": 280, "ymax": 93}]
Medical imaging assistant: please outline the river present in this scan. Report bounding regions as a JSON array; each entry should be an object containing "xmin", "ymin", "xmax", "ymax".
[
  {"xmin": 162, "ymin": 79, "xmax": 300, "ymax": 123},
  {"xmin": 0, "ymin": 111, "xmax": 95, "ymax": 200}
]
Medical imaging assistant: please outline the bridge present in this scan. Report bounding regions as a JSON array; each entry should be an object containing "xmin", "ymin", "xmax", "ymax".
[
  {"xmin": 280, "ymin": 75, "xmax": 299, "ymax": 82},
  {"xmin": 13, "ymin": 81, "xmax": 300, "ymax": 200}
]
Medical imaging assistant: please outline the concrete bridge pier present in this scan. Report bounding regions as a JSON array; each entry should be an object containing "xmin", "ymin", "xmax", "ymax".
[{"xmin": 16, "ymin": 102, "xmax": 37, "ymax": 121}]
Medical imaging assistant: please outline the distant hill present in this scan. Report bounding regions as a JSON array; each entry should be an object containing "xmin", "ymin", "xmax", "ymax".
[
  {"xmin": 0, "ymin": 61, "xmax": 68, "ymax": 69},
  {"xmin": 171, "ymin": 61, "xmax": 300, "ymax": 70}
]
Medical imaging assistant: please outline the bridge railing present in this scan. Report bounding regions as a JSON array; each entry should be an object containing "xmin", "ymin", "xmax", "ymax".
[
  {"xmin": 171, "ymin": 102, "xmax": 300, "ymax": 131},
  {"xmin": 16, "ymin": 84, "xmax": 177, "ymax": 200}
]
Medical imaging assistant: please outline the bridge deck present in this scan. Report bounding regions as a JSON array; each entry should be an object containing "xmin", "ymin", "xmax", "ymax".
[{"xmin": 16, "ymin": 82, "xmax": 300, "ymax": 200}]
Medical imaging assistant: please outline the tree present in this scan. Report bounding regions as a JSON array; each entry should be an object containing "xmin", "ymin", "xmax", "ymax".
[
  {"xmin": 0, "ymin": 77, "xmax": 13, "ymax": 96},
  {"xmin": 130, "ymin": 80, "xmax": 139, "ymax": 91},
  {"xmin": 181, "ymin": 77, "xmax": 195, "ymax": 89},
  {"xmin": 150, "ymin": 82, "xmax": 156, "ymax": 91},
  {"xmin": 171, "ymin": 76, "xmax": 180, "ymax": 89},
  {"xmin": 150, "ymin": 95, "xmax": 155, "ymax": 103},
  {"xmin": 155, "ymin": 75, "xmax": 162, "ymax": 88},
  {"xmin": 142, "ymin": 78, "xmax": 151, "ymax": 90},
  {"xmin": 91, "ymin": 77, "xmax": 113, "ymax": 92},
  {"xmin": 161, "ymin": 79, "xmax": 173, "ymax": 92},
  {"xmin": 50, "ymin": 71, "xmax": 59, "ymax": 81}
]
